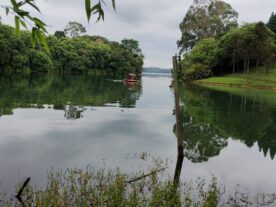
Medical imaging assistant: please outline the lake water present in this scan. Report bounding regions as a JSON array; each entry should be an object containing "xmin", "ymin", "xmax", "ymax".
[{"xmin": 1, "ymin": 73, "xmax": 276, "ymax": 201}]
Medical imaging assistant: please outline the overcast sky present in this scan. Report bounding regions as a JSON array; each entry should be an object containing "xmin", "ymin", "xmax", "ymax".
[{"xmin": 1, "ymin": 0, "xmax": 276, "ymax": 68}]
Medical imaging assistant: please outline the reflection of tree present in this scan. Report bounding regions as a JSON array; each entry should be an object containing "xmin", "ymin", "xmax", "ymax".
[
  {"xmin": 64, "ymin": 105, "xmax": 84, "ymax": 120},
  {"xmin": 0, "ymin": 73, "xmax": 142, "ymax": 117},
  {"xmin": 173, "ymin": 85, "xmax": 228, "ymax": 163},
  {"xmin": 181, "ymin": 120, "xmax": 227, "ymax": 163},
  {"xmin": 179, "ymin": 84, "xmax": 276, "ymax": 160}
]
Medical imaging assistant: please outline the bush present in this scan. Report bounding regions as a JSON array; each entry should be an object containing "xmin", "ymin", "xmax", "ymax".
[
  {"xmin": 29, "ymin": 50, "xmax": 53, "ymax": 72},
  {"xmin": 180, "ymin": 38, "xmax": 218, "ymax": 82},
  {"xmin": 183, "ymin": 64, "xmax": 212, "ymax": 82}
]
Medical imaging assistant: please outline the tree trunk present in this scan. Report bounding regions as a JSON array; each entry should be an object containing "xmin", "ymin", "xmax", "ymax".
[
  {"xmin": 240, "ymin": 96, "xmax": 244, "ymax": 112},
  {"xmin": 244, "ymin": 96, "xmax": 247, "ymax": 111},
  {"xmin": 256, "ymin": 58, "xmax": 259, "ymax": 75},
  {"xmin": 243, "ymin": 59, "xmax": 247, "ymax": 75},
  {"xmin": 232, "ymin": 52, "xmax": 235, "ymax": 74},
  {"xmin": 264, "ymin": 63, "xmax": 269, "ymax": 73},
  {"xmin": 247, "ymin": 58, "xmax": 250, "ymax": 75}
]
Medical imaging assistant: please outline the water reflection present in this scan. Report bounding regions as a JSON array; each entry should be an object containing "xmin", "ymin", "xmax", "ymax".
[
  {"xmin": 176, "ymin": 84, "xmax": 276, "ymax": 162},
  {"xmin": 0, "ymin": 74, "xmax": 176, "ymax": 193},
  {"xmin": 2, "ymin": 71, "xmax": 276, "ymax": 197},
  {"xmin": 64, "ymin": 105, "xmax": 84, "ymax": 120},
  {"xmin": 0, "ymin": 73, "xmax": 142, "ymax": 118}
]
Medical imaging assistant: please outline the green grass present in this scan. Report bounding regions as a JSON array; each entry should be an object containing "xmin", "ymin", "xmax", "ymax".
[
  {"xmin": 192, "ymin": 65, "xmax": 276, "ymax": 108},
  {"xmin": 195, "ymin": 64, "xmax": 276, "ymax": 89},
  {"xmin": 0, "ymin": 159, "xmax": 274, "ymax": 207}
]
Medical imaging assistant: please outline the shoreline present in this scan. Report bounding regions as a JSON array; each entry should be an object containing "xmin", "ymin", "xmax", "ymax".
[{"xmin": 195, "ymin": 80, "xmax": 276, "ymax": 91}]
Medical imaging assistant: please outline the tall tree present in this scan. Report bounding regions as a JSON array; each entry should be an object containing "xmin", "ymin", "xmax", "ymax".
[
  {"xmin": 219, "ymin": 23, "xmax": 276, "ymax": 74},
  {"xmin": 177, "ymin": 0, "xmax": 238, "ymax": 53},
  {"xmin": 54, "ymin": 31, "xmax": 66, "ymax": 38},
  {"xmin": 64, "ymin": 22, "xmax": 86, "ymax": 38},
  {"xmin": 267, "ymin": 12, "xmax": 276, "ymax": 34},
  {"xmin": 121, "ymin": 39, "xmax": 144, "ymax": 57}
]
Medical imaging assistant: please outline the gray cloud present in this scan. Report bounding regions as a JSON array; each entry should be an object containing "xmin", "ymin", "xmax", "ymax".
[{"xmin": 1, "ymin": 0, "xmax": 275, "ymax": 67}]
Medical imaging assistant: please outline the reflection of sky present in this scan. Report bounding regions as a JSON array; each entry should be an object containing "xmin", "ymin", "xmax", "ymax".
[
  {"xmin": 0, "ymin": 75, "xmax": 177, "ymax": 193},
  {"xmin": 182, "ymin": 139, "xmax": 276, "ymax": 195},
  {"xmin": 1, "ymin": 75, "xmax": 276, "ymax": 197}
]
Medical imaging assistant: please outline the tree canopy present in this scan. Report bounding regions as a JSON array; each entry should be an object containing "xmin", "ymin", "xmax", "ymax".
[
  {"xmin": 121, "ymin": 39, "xmax": 144, "ymax": 58},
  {"xmin": 267, "ymin": 12, "xmax": 276, "ymax": 34},
  {"xmin": 64, "ymin": 22, "xmax": 87, "ymax": 38},
  {"xmin": 180, "ymin": 22, "xmax": 276, "ymax": 81},
  {"xmin": 177, "ymin": 0, "xmax": 238, "ymax": 53},
  {"xmin": 0, "ymin": 23, "xmax": 144, "ymax": 75}
]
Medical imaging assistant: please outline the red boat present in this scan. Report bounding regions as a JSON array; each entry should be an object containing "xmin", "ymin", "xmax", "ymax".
[{"xmin": 124, "ymin": 73, "xmax": 137, "ymax": 83}]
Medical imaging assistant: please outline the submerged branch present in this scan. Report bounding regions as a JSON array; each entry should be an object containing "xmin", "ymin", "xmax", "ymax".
[
  {"xmin": 15, "ymin": 177, "xmax": 30, "ymax": 207},
  {"xmin": 126, "ymin": 167, "xmax": 168, "ymax": 184}
]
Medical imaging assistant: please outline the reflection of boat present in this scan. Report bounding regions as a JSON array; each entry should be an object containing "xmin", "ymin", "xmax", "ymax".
[
  {"xmin": 124, "ymin": 73, "xmax": 137, "ymax": 83},
  {"xmin": 126, "ymin": 79, "xmax": 137, "ymax": 83}
]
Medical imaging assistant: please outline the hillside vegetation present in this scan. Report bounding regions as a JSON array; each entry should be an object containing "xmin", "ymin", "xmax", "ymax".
[{"xmin": 0, "ymin": 23, "xmax": 144, "ymax": 76}]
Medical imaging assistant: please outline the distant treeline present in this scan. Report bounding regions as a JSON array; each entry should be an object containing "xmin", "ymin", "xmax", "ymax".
[
  {"xmin": 0, "ymin": 23, "xmax": 144, "ymax": 76},
  {"xmin": 143, "ymin": 67, "xmax": 171, "ymax": 74}
]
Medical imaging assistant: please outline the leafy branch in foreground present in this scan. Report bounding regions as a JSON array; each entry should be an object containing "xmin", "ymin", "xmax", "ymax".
[{"xmin": 0, "ymin": 0, "xmax": 116, "ymax": 51}]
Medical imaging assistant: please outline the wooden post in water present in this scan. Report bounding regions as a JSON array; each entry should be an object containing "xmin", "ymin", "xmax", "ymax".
[{"xmin": 172, "ymin": 55, "xmax": 184, "ymax": 185}]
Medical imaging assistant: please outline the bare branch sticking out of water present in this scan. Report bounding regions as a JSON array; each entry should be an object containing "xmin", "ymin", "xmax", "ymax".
[
  {"xmin": 15, "ymin": 177, "xmax": 30, "ymax": 207},
  {"xmin": 126, "ymin": 167, "xmax": 168, "ymax": 184}
]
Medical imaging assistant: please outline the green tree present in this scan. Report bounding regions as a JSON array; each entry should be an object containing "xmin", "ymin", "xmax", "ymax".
[
  {"xmin": 180, "ymin": 37, "xmax": 219, "ymax": 81},
  {"xmin": 0, "ymin": 23, "xmax": 143, "ymax": 75},
  {"xmin": 29, "ymin": 50, "xmax": 53, "ymax": 72},
  {"xmin": 183, "ymin": 38, "xmax": 219, "ymax": 68},
  {"xmin": 177, "ymin": 0, "xmax": 238, "ymax": 53},
  {"xmin": 267, "ymin": 12, "xmax": 276, "ymax": 34},
  {"xmin": 64, "ymin": 22, "xmax": 86, "ymax": 38},
  {"xmin": 219, "ymin": 23, "xmax": 276, "ymax": 74},
  {"xmin": 121, "ymin": 39, "xmax": 144, "ymax": 57},
  {"xmin": 54, "ymin": 31, "xmax": 66, "ymax": 38}
]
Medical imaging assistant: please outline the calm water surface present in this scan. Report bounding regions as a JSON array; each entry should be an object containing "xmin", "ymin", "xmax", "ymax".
[{"xmin": 1, "ymin": 73, "xmax": 276, "ymax": 197}]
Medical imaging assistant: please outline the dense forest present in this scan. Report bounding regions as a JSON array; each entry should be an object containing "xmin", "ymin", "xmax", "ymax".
[
  {"xmin": 178, "ymin": 0, "xmax": 276, "ymax": 82},
  {"xmin": 0, "ymin": 22, "xmax": 144, "ymax": 76}
]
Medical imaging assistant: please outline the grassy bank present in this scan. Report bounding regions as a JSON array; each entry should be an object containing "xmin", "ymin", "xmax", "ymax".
[
  {"xmin": 195, "ymin": 65, "xmax": 276, "ymax": 90},
  {"xmin": 192, "ymin": 65, "xmax": 276, "ymax": 108},
  {"xmin": 0, "ymin": 162, "xmax": 274, "ymax": 206}
]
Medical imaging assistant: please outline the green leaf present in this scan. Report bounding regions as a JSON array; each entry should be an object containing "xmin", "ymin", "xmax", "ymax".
[
  {"xmin": 36, "ymin": 30, "xmax": 50, "ymax": 53},
  {"xmin": 26, "ymin": 1, "xmax": 41, "ymax": 13},
  {"xmin": 112, "ymin": 0, "xmax": 116, "ymax": 11},
  {"xmin": 20, "ymin": 19, "xmax": 28, "ymax": 30},
  {"xmin": 99, "ymin": 7, "xmax": 104, "ymax": 21},
  {"xmin": 17, "ymin": 10, "xmax": 29, "ymax": 17},
  {"xmin": 33, "ymin": 18, "xmax": 47, "ymax": 33},
  {"xmin": 91, "ymin": 4, "xmax": 100, "ymax": 14},
  {"xmin": 34, "ymin": 18, "xmax": 47, "ymax": 26},
  {"xmin": 11, "ymin": 0, "xmax": 18, "ymax": 11},
  {"xmin": 31, "ymin": 28, "xmax": 37, "ymax": 48},
  {"xmin": 85, "ymin": 0, "xmax": 91, "ymax": 21},
  {"xmin": 18, "ymin": 1, "xmax": 25, "ymax": 7},
  {"xmin": 6, "ymin": 7, "xmax": 9, "ymax": 15},
  {"xmin": 15, "ymin": 16, "xmax": 20, "ymax": 36}
]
